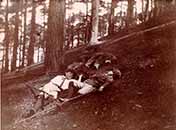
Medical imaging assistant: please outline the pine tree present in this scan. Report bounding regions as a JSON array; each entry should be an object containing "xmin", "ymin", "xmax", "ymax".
[
  {"xmin": 45, "ymin": 0, "xmax": 65, "ymax": 73},
  {"xmin": 11, "ymin": 1, "xmax": 20, "ymax": 71},
  {"xmin": 108, "ymin": 0, "xmax": 117, "ymax": 35},
  {"xmin": 4, "ymin": 0, "xmax": 9, "ymax": 72},
  {"xmin": 90, "ymin": 0, "xmax": 99, "ymax": 45},
  {"xmin": 126, "ymin": 0, "xmax": 135, "ymax": 28},
  {"xmin": 27, "ymin": 0, "xmax": 36, "ymax": 65},
  {"xmin": 22, "ymin": 0, "xmax": 27, "ymax": 67}
]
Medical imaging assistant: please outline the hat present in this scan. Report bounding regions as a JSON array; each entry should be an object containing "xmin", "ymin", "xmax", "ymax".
[{"xmin": 105, "ymin": 60, "xmax": 111, "ymax": 63}]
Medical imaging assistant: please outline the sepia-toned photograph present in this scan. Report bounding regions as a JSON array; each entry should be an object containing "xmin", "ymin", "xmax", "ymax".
[{"xmin": 1, "ymin": 0, "xmax": 176, "ymax": 130}]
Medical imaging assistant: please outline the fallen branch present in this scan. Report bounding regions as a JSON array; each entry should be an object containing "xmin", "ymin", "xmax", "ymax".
[{"xmin": 2, "ymin": 63, "xmax": 45, "ymax": 85}]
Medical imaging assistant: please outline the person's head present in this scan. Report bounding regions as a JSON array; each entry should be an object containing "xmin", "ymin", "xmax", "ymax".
[
  {"xmin": 113, "ymin": 68, "xmax": 122, "ymax": 79},
  {"xmin": 106, "ymin": 70, "xmax": 114, "ymax": 81},
  {"xmin": 65, "ymin": 69, "xmax": 75, "ymax": 79}
]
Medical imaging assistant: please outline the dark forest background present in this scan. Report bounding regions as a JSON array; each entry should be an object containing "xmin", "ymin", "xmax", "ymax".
[{"xmin": 0, "ymin": 0, "xmax": 176, "ymax": 74}]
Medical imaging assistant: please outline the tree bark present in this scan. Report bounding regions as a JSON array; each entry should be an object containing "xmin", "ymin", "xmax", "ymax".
[
  {"xmin": 85, "ymin": 0, "xmax": 90, "ymax": 44},
  {"xmin": 153, "ymin": 0, "xmax": 161, "ymax": 17},
  {"xmin": 11, "ymin": 1, "xmax": 20, "ymax": 71},
  {"xmin": 108, "ymin": 0, "xmax": 117, "ymax": 36},
  {"xmin": 126, "ymin": 0, "xmax": 135, "ymax": 28},
  {"xmin": 4, "ymin": 0, "xmax": 9, "ymax": 72},
  {"xmin": 144, "ymin": 0, "xmax": 150, "ymax": 22},
  {"xmin": 27, "ymin": 0, "xmax": 36, "ymax": 66},
  {"xmin": 90, "ymin": 0, "xmax": 99, "ymax": 45},
  {"xmin": 22, "ymin": 0, "xmax": 27, "ymax": 67},
  {"xmin": 45, "ymin": 0, "xmax": 65, "ymax": 73}
]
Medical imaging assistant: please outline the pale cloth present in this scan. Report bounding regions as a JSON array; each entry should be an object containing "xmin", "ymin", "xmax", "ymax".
[
  {"xmin": 78, "ymin": 83, "xmax": 95, "ymax": 94},
  {"xmin": 40, "ymin": 75, "xmax": 96, "ymax": 99},
  {"xmin": 69, "ymin": 79, "xmax": 96, "ymax": 95},
  {"xmin": 40, "ymin": 75, "xmax": 72, "ymax": 99}
]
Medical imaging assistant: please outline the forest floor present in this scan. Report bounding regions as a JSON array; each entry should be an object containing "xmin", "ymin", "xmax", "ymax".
[{"xmin": 2, "ymin": 18, "xmax": 176, "ymax": 130}]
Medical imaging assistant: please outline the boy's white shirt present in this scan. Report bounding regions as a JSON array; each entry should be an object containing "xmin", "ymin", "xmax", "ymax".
[
  {"xmin": 40, "ymin": 75, "xmax": 75, "ymax": 99},
  {"xmin": 50, "ymin": 75, "xmax": 65, "ymax": 85}
]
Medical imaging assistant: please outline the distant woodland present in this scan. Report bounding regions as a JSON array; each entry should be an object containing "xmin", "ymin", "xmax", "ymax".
[{"xmin": 0, "ymin": 0, "xmax": 176, "ymax": 73}]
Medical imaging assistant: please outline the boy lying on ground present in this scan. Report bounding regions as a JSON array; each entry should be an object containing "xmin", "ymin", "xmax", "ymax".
[
  {"xmin": 24, "ymin": 52, "xmax": 121, "ymax": 118},
  {"xmin": 24, "ymin": 69, "xmax": 79, "ymax": 118}
]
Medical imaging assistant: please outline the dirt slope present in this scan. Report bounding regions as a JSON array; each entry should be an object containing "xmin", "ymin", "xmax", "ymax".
[{"xmin": 2, "ymin": 21, "xmax": 176, "ymax": 130}]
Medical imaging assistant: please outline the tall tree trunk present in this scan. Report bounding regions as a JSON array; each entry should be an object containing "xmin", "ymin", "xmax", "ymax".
[
  {"xmin": 41, "ymin": 2, "xmax": 47, "ymax": 61},
  {"xmin": 142, "ymin": 0, "xmax": 144, "ymax": 13},
  {"xmin": 90, "ymin": 0, "xmax": 99, "ymax": 45},
  {"xmin": 45, "ymin": 0, "xmax": 65, "ymax": 73},
  {"xmin": 11, "ymin": 1, "xmax": 20, "ymax": 71},
  {"xmin": 119, "ymin": 2, "xmax": 123, "ymax": 30},
  {"xmin": 144, "ymin": 0, "xmax": 150, "ymax": 22},
  {"xmin": 71, "ymin": 25, "xmax": 74, "ymax": 48},
  {"xmin": 1, "ymin": 48, "xmax": 4, "ymax": 71},
  {"xmin": 108, "ymin": 0, "xmax": 117, "ymax": 35},
  {"xmin": 141, "ymin": 0, "xmax": 144, "ymax": 22},
  {"xmin": 4, "ymin": 0, "xmax": 9, "ymax": 72},
  {"xmin": 22, "ymin": 0, "xmax": 27, "ymax": 67},
  {"xmin": 27, "ymin": 0, "xmax": 36, "ymax": 66},
  {"xmin": 126, "ymin": 0, "xmax": 134, "ymax": 28},
  {"xmin": 85, "ymin": 0, "xmax": 89, "ymax": 44},
  {"xmin": 18, "ymin": 0, "xmax": 23, "ymax": 68},
  {"xmin": 19, "ymin": 36, "xmax": 23, "ymax": 67},
  {"xmin": 148, "ymin": 0, "xmax": 154, "ymax": 19},
  {"xmin": 77, "ymin": 31, "xmax": 80, "ymax": 46},
  {"xmin": 153, "ymin": 0, "xmax": 160, "ymax": 18}
]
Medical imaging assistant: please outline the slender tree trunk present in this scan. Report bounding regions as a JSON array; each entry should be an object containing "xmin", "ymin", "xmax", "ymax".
[
  {"xmin": 37, "ymin": 45, "xmax": 40, "ymax": 62},
  {"xmin": 90, "ymin": 0, "xmax": 99, "ymax": 45},
  {"xmin": 45, "ymin": 0, "xmax": 65, "ymax": 73},
  {"xmin": 141, "ymin": 0, "xmax": 144, "ymax": 22},
  {"xmin": 142, "ymin": 0, "xmax": 144, "ymax": 13},
  {"xmin": 126, "ymin": 0, "xmax": 134, "ymax": 28},
  {"xmin": 4, "ymin": 0, "xmax": 9, "ymax": 72},
  {"xmin": 119, "ymin": 2, "xmax": 123, "ymax": 30},
  {"xmin": 18, "ymin": 36, "xmax": 23, "ymax": 68},
  {"xmin": 42, "ymin": 2, "xmax": 47, "ymax": 61},
  {"xmin": 86, "ymin": 0, "xmax": 88, "ymax": 17},
  {"xmin": 108, "ymin": 0, "xmax": 117, "ymax": 35},
  {"xmin": 22, "ymin": 0, "xmax": 27, "ymax": 67},
  {"xmin": 2, "ymin": 48, "xmax": 5, "ymax": 72},
  {"xmin": 144, "ymin": 0, "xmax": 149, "ymax": 22},
  {"xmin": 27, "ymin": 0, "xmax": 36, "ymax": 66},
  {"xmin": 85, "ymin": 0, "xmax": 89, "ymax": 44},
  {"xmin": 149, "ymin": 0, "xmax": 154, "ymax": 19},
  {"xmin": 71, "ymin": 25, "xmax": 74, "ymax": 48},
  {"xmin": 77, "ymin": 31, "xmax": 80, "ymax": 46},
  {"xmin": 154, "ymin": 0, "xmax": 163, "ymax": 19},
  {"xmin": 18, "ymin": 0, "xmax": 23, "ymax": 68},
  {"xmin": 153, "ymin": 0, "xmax": 159, "ymax": 18},
  {"xmin": 11, "ymin": 1, "xmax": 20, "ymax": 71}
]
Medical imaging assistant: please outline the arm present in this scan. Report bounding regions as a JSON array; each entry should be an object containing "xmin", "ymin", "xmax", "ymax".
[
  {"xmin": 98, "ymin": 81, "xmax": 111, "ymax": 91},
  {"xmin": 78, "ymin": 74, "xmax": 83, "ymax": 82}
]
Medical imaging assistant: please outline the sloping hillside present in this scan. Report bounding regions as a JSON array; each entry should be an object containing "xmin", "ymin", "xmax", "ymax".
[{"xmin": 2, "ymin": 20, "xmax": 176, "ymax": 130}]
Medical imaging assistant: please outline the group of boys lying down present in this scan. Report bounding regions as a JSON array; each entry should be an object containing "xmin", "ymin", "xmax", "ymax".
[{"xmin": 24, "ymin": 52, "xmax": 122, "ymax": 118}]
